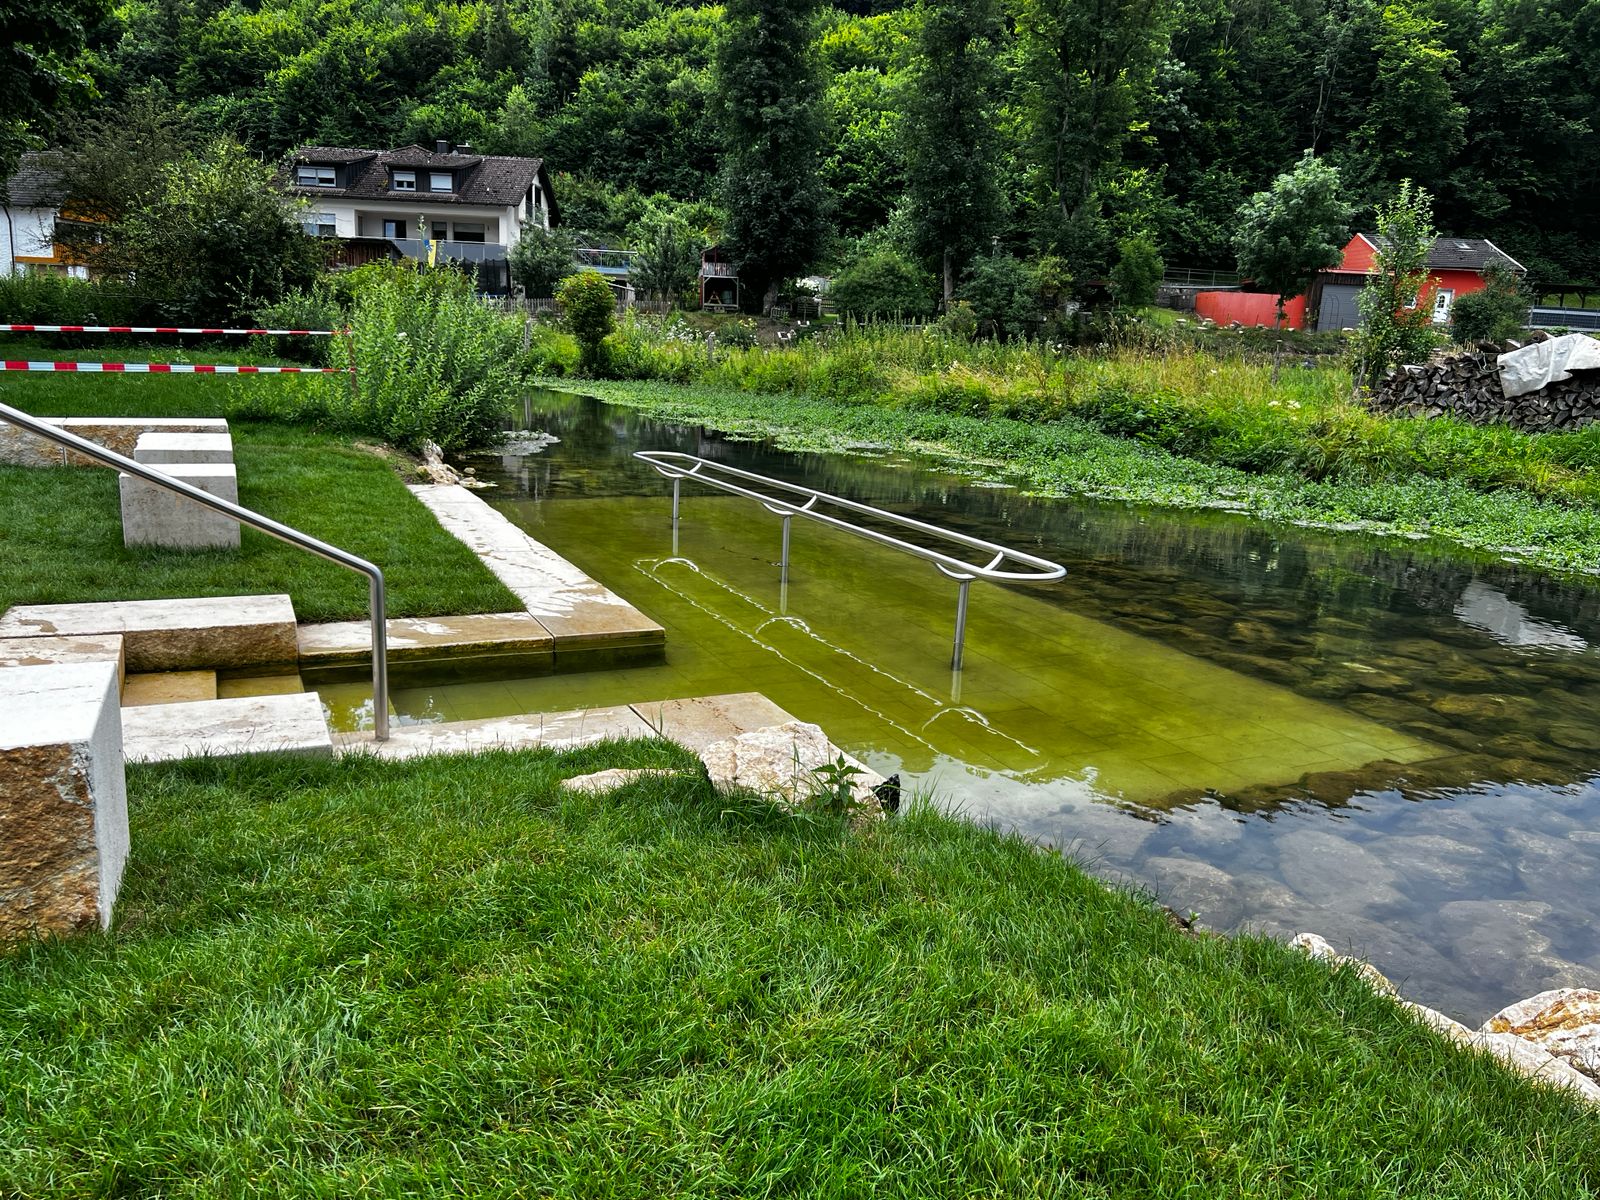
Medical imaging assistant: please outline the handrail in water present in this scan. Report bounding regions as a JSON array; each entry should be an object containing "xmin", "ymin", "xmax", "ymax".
[
  {"xmin": 0, "ymin": 400, "xmax": 389, "ymax": 740},
  {"xmin": 633, "ymin": 450, "xmax": 1065, "ymax": 670}
]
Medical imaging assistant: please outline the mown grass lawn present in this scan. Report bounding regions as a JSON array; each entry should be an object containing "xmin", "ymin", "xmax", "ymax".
[
  {"xmin": 1, "ymin": 746, "xmax": 1594, "ymax": 1198},
  {"xmin": 0, "ymin": 345, "xmax": 517, "ymax": 622}
]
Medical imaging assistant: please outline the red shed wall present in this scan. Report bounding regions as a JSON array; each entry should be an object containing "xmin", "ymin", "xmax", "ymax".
[{"xmin": 1193, "ymin": 291, "xmax": 1307, "ymax": 329}]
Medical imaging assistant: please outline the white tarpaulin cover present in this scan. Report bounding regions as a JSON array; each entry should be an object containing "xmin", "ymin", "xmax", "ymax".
[{"xmin": 1497, "ymin": 333, "xmax": 1600, "ymax": 398}]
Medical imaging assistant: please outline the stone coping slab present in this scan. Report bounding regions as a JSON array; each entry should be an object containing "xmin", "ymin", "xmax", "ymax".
[
  {"xmin": 134, "ymin": 432, "xmax": 235, "ymax": 465},
  {"xmin": 298, "ymin": 613, "xmax": 554, "ymax": 680},
  {"xmin": 0, "ymin": 594, "xmax": 298, "ymax": 673},
  {"xmin": 0, "ymin": 660, "xmax": 129, "ymax": 938},
  {"xmin": 336, "ymin": 703, "xmax": 653, "ymax": 760},
  {"xmin": 409, "ymin": 484, "xmax": 664, "ymax": 656},
  {"xmin": 0, "ymin": 634, "xmax": 125, "ymax": 691},
  {"xmin": 628, "ymin": 692, "xmax": 796, "ymax": 751},
  {"xmin": 1, "ymin": 417, "xmax": 229, "ymax": 468},
  {"xmin": 121, "ymin": 692, "xmax": 332, "ymax": 763}
]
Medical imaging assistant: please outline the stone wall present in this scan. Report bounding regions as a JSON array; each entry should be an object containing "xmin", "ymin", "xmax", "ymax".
[
  {"xmin": 0, "ymin": 417, "xmax": 230, "ymax": 468},
  {"xmin": 1368, "ymin": 349, "xmax": 1600, "ymax": 432}
]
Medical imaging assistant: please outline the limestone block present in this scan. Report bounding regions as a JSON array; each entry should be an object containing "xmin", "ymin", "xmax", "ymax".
[
  {"xmin": 632, "ymin": 692, "xmax": 796, "ymax": 752},
  {"xmin": 0, "ymin": 417, "xmax": 229, "ymax": 468},
  {"xmin": 0, "ymin": 661, "xmax": 128, "ymax": 939},
  {"xmin": 0, "ymin": 635, "xmax": 125, "ymax": 693},
  {"xmin": 560, "ymin": 767, "xmax": 692, "ymax": 794},
  {"xmin": 121, "ymin": 671, "xmax": 218, "ymax": 707},
  {"xmin": 120, "ymin": 463, "xmax": 240, "ymax": 550},
  {"xmin": 1483, "ymin": 989, "xmax": 1600, "ymax": 1082},
  {"xmin": 698, "ymin": 720, "xmax": 883, "ymax": 813},
  {"xmin": 334, "ymin": 705, "xmax": 655, "ymax": 761},
  {"xmin": 133, "ymin": 432, "xmax": 234, "ymax": 465},
  {"xmin": 120, "ymin": 692, "xmax": 333, "ymax": 763},
  {"xmin": 0, "ymin": 594, "xmax": 298, "ymax": 673}
]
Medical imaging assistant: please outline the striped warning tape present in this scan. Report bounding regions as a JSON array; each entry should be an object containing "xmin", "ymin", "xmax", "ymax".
[
  {"xmin": 0, "ymin": 324, "xmax": 339, "ymax": 336},
  {"xmin": 1, "ymin": 361, "xmax": 349, "ymax": 374}
]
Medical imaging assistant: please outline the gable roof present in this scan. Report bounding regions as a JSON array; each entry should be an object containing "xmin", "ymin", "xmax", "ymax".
[
  {"xmin": 286, "ymin": 144, "xmax": 555, "ymax": 219},
  {"xmin": 1339, "ymin": 232, "xmax": 1526, "ymax": 275},
  {"xmin": 2, "ymin": 152, "xmax": 66, "ymax": 209}
]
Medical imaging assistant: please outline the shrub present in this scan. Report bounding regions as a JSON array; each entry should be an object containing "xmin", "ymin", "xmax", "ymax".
[
  {"xmin": 557, "ymin": 271, "xmax": 616, "ymax": 374},
  {"xmin": 251, "ymin": 282, "xmax": 348, "ymax": 363},
  {"xmin": 509, "ymin": 224, "xmax": 578, "ymax": 298},
  {"xmin": 0, "ymin": 273, "xmax": 143, "ymax": 325},
  {"xmin": 828, "ymin": 250, "xmax": 934, "ymax": 320},
  {"xmin": 1450, "ymin": 262, "xmax": 1529, "ymax": 344},
  {"xmin": 303, "ymin": 262, "xmax": 520, "ymax": 452},
  {"xmin": 1110, "ymin": 235, "xmax": 1164, "ymax": 309},
  {"xmin": 959, "ymin": 249, "xmax": 1038, "ymax": 339}
]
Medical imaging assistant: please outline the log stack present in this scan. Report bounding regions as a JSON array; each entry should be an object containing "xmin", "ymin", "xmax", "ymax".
[{"xmin": 1367, "ymin": 347, "xmax": 1600, "ymax": 432}]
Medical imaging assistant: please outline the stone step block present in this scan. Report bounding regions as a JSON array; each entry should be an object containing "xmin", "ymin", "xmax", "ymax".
[
  {"xmin": 334, "ymin": 704, "xmax": 655, "ymax": 760},
  {"xmin": 0, "ymin": 634, "xmax": 125, "ymax": 692},
  {"xmin": 296, "ymin": 612, "xmax": 554, "ymax": 682},
  {"xmin": 121, "ymin": 692, "xmax": 333, "ymax": 763},
  {"xmin": 0, "ymin": 594, "xmax": 298, "ymax": 673},
  {"xmin": 217, "ymin": 672, "xmax": 304, "ymax": 699},
  {"xmin": 0, "ymin": 660, "xmax": 129, "ymax": 939},
  {"xmin": 1, "ymin": 417, "xmax": 229, "ymax": 468},
  {"xmin": 121, "ymin": 670, "xmax": 218, "ymax": 707},
  {"xmin": 133, "ymin": 432, "xmax": 234, "ymax": 465},
  {"xmin": 120, "ymin": 463, "xmax": 240, "ymax": 550}
]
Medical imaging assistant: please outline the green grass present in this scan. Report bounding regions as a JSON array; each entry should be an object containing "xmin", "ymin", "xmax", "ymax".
[
  {"xmin": 570, "ymin": 379, "xmax": 1600, "ymax": 578},
  {"xmin": 2, "ymin": 747, "xmax": 1594, "ymax": 1197},
  {"xmin": 0, "ymin": 353, "xmax": 519, "ymax": 622}
]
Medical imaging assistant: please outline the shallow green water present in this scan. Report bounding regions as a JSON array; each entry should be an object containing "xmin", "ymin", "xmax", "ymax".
[{"xmin": 325, "ymin": 390, "xmax": 1600, "ymax": 1020}]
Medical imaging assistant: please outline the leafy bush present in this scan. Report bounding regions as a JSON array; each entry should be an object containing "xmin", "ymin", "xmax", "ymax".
[
  {"xmin": 557, "ymin": 271, "xmax": 617, "ymax": 374},
  {"xmin": 251, "ymin": 282, "xmax": 348, "ymax": 362},
  {"xmin": 1110, "ymin": 235, "xmax": 1164, "ymax": 308},
  {"xmin": 959, "ymin": 249, "xmax": 1038, "ymax": 339},
  {"xmin": 508, "ymin": 224, "xmax": 578, "ymax": 298},
  {"xmin": 1450, "ymin": 262, "xmax": 1529, "ymax": 344},
  {"xmin": 302, "ymin": 262, "xmax": 520, "ymax": 452},
  {"xmin": 828, "ymin": 250, "xmax": 933, "ymax": 320},
  {"xmin": 0, "ymin": 273, "xmax": 143, "ymax": 325}
]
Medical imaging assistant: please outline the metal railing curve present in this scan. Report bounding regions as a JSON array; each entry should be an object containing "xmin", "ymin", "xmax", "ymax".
[
  {"xmin": 634, "ymin": 450, "xmax": 1066, "ymax": 670},
  {"xmin": 0, "ymin": 400, "xmax": 389, "ymax": 740}
]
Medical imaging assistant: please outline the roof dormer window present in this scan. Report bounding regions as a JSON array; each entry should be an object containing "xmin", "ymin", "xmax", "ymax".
[
  {"xmin": 429, "ymin": 172, "xmax": 453, "ymax": 193},
  {"xmin": 296, "ymin": 165, "xmax": 337, "ymax": 187},
  {"xmin": 391, "ymin": 170, "xmax": 416, "ymax": 192}
]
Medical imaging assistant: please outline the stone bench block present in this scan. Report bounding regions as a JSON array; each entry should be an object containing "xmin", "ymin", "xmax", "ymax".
[
  {"xmin": 120, "ymin": 463, "xmax": 240, "ymax": 550},
  {"xmin": 0, "ymin": 417, "xmax": 229, "ymax": 468},
  {"xmin": 133, "ymin": 432, "xmax": 235, "ymax": 466},
  {"xmin": 0, "ymin": 660, "xmax": 129, "ymax": 939},
  {"xmin": 121, "ymin": 692, "xmax": 333, "ymax": 763},
  {"xmin": 0, "ymin": 594, "xmax": 298, "ymax": 673}
]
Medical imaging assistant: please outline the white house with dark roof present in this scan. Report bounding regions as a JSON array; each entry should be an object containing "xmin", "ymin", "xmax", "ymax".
[
  {"xmin": 283, "ymin": 141, "xmax": 556, "ymax": 288},
  {"xmin": 1, "ymin": 152, "xmax": 83, "ymax": 278}
]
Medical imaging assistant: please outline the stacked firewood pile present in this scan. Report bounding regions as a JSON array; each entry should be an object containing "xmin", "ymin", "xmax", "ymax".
[{"xmin": 1367, "ymin": 347, "xmax": 1600, "ymax": 432}]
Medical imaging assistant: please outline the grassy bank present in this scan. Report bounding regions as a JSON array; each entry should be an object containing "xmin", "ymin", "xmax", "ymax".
[
  {"xmin": 0, "ymin": 355, "xmax": 518, "ymax": 622},
  {"xmin": 568, "ymin": 377, "xmax": 1600, "ymax": 577},
  {"xmin": 2, "ymin": 746, "xmax": 1594, "ymax": 1197}
]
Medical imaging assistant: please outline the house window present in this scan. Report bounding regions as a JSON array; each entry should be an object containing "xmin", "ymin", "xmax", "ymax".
[
  {"xmin": 383, "ymin": 219, "xmax": 406, "ymax": 239},
  {"xmin": 451, "ymin": 222, "xmax": 485, "ymax": 243},
  {"xmin": 302, "ymin": 213, "xmax": 337, "ymax": 237},
  {"xmin": 296, "ymin": 165, "xmax": 337, "ymax": 187},
  {"xmin": 391, "ymin": 170, "xmax": 416, "ymax": 192},
  {"xmin": 429, "ymin": 172, "xmax": 453, "ymax": 193}
]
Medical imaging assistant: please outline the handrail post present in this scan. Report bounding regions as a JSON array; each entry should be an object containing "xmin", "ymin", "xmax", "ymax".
[
  {"xmin": 0, "ymin": 399, "xmax": 391, "ymax": 741},
  {"xmin": 952, "ymin": 578, "xmax": 973, "ymax": 672},
  {"xmin": 671, "ymin": 476, "xmax": 681, "ymax": 555}
]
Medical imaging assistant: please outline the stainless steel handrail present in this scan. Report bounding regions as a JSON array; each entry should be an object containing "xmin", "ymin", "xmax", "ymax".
[
  {"xmin": 0, "ymin": 400, "xmax": 390, "ymax": 740},
  {"xmin": 634, "ymin": 450, "xmax": 1066, "ymax": 670}
]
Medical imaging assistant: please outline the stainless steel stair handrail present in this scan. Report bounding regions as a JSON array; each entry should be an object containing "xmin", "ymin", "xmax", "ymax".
[
  {"xmin": 0, "ymin": 400, "xmax": 389, "ymax": 740},
  {"xmin": 634, "ymin": 450, "xmax": 1066, "ymax": 670}
]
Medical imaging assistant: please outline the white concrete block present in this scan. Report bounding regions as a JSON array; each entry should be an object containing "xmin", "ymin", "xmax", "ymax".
[
  {"xmin": 133, "ymin": 432, "xmax": 234, "ymax": 465},
  {"xmin": 121, "ymin": 692, "xmax": 333, "ymax": 763},
  {"xmin": 0, "ymin": 660, "xmax": 129, "ymax": 938},
  {"xmin": 120, "ymin": 463, "xmax": 240, "ymax": 550}
]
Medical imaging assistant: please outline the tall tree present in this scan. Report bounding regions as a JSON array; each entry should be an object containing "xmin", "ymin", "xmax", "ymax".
[
  {"xmin": 902, "ymin": 0, "xmax": 1002, "ymax": 305},
  {"xmin": 1016, "ymin": 0, "xmax": 1175, "ymax": 274},
  {"xmin": 1232, "ymin": 150, "xmax": 1351, "ymax": 380},
  {"xmin": 1353, "ymin": 178, "xmax": 1438, "ymax": 386},
  {"xmin": 716, "ymin": 0, "xmax": 827, "ymax": 313},
  {"xmin": 0, "ymin": 0, "xmax": 107, "ymax": 182}
]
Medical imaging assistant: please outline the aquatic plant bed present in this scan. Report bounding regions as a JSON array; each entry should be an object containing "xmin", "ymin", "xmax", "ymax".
[
  {"xmin": 0, "ymin": 421, "xmax": 516, "ymax": 622},
  {"xmin": 567, "ymin": 380, "xmax": 1600, "ymax": 578},
  {"xmin": 2, "ymin": 747, "xmax": 1595, "ymax": 1196}
]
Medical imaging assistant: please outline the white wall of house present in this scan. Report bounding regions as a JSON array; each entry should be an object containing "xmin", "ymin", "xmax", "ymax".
[{"xmin": 1, "ymin": 206, "xmax": 64, "ymax": 274}]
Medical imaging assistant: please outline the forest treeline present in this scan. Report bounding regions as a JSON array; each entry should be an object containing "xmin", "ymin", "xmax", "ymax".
[{"xmin": 19, "ymin": 0, "xmax": 1600, "ymax": 287}]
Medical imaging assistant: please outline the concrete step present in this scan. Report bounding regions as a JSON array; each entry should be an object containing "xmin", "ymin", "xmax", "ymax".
[
  {"xmin": 409, "ymin": 484, "xmax": 665, "ymax": 664},
  {"xmin": 0, "ymin": 594, "xmax": 298, "ymax": 673},
  {"xmin": 297, "ymin": 612, "xmax": 554, "ymax": 683},
  {"xmin": 121, "ymin": 670, "xmax": 218, "ymax": 707},
  {"xmin": 133, "ymin": 432, "xmax": 234, "ymax": 465},
  {"xmin": 121, "ymin": 692, "xmax": 332, "ymax": 763},
  {"xmin": 334, "ymin": 703, "xmax": 653, "ymax": 760}
]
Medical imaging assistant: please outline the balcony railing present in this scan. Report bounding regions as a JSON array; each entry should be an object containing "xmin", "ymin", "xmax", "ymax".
[
  {"xmin": 700, "ymin": 262, "xmax": 737, "ymax": 278},
  {"xmin": 387, "ymin": 237, "xmax": 508, "ymax": 264}
]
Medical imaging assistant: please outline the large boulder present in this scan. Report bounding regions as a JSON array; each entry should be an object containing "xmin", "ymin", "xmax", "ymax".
[
  {"xmin": 1483, "ymin": 989, "xmax": 1600, "ymax": 1083},
  {"xmin": 698, "ymin": 721, "xmax": 882, "ymax": 815}
]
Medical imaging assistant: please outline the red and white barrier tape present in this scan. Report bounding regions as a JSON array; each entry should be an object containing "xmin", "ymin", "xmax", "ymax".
[
  {"xmin": 1, "ymin": 360, "xmax": 348, "ymax": 374},
  {"xmin": 0, "ymin": 324, "xmax": 340, "ymax": 336}
]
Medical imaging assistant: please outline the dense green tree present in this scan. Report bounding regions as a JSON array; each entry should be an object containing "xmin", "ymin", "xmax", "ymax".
[
  {"xmin": 716, "ymin": 0, "xmax": 828, "ymax": 312},
  {"xmin": 0, "ymin": 0, "xmax": 107, "ymax": 179},
  {"xmin": 509, "ymin": 224, "xmax": 578, "ymax": 297},
  {"xmin": 1232, "ymin": 151, "xmax": 1351, "ymax": 379},
  {"xmin": 631, "ymin": 215, "xmax": 701, "ymax": 303},
  {"xmin": 902, "ymin": 0, "xmax": 1002, "ymax": 305},
  {"xmin": 1110, "ymin": 234, "xmax": 1164, "ymax": 308},
  {"xmin": 828, "ymin": 248, "xmax": 933, "ymax": 318},
  {"xmin": 557, "ymin": 269, "xmax": 617, "ymax": 372}
]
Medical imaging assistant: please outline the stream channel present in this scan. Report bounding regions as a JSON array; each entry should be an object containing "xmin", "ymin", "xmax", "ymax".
[{"xmin": 326, "ymin": 389, "xmax": 1600, "ymax": 1023}]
